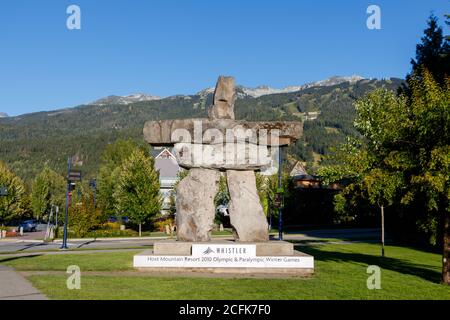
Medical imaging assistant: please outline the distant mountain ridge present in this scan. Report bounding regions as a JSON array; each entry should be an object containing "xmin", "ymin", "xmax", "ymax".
[
  {"xmin": 239, "ymin": 75, "xmax": 366, "ymax": 98},
  {"xmin": 90, "ymin": 75, "xmax": 366, "ymax": 105},
  {"xmin": 0, "ymin": 112, "xmax": 8, "ymax": 118},
  {"xmin": 0, "ymin": 76, "xmax": 404, "ymax": 182}
]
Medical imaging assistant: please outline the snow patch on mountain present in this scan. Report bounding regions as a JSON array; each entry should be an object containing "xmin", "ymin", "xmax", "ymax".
[
  {"xmin": 91, "ymin": 93, "xmax": 161, "ymax": 105},
  {"xmin": 195, "ymin": 75, "xmax": 365, "ymax": 99},
  {"xmin": 241, "ymin": 75, "xmax": 365, "ymax": 98}
]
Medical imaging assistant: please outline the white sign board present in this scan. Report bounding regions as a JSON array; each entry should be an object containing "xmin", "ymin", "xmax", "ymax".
[
  {"xmin": 134, "ymin": 254, "xmax": 313, "ymax": 269},
  {"xmin": 191, "ymin": 244, "xmax": 256, "ymax": 258}
]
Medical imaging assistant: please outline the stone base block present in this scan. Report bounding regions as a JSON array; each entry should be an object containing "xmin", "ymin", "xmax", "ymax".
[
  {"xmin": 154, "ymin": 240, "xmax": 294, "ymax": 256},
  {"xmin": 135, "ymin": 241, "xmax": 314, "ymax": 277}
]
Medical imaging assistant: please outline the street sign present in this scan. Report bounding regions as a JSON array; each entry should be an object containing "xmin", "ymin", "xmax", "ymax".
[
  {"xmin": 89, "ymin": 178, "xmax": 97, "ymax": 188},
  {"xmin": 69, "ymin": 182, "xmax": 76, "ymax": 192},
  {"xmin": 274, "ymin": 192, "xmax": 284, "ymax": 209},
  {"xmin": 0, "ymin": 186, "xmax": 8, "ymax": 196},
  {"xmin": 68, "ymin": 170, "xmax": 82, "ymax": 181}
]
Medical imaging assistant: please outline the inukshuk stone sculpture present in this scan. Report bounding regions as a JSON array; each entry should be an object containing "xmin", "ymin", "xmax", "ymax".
[{"xmin": 143, "ymin": 76, "xmax": 302, "ymax": 242}]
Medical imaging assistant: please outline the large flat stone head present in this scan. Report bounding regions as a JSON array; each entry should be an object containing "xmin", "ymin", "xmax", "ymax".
[{"xmin": 208, "ymin": 76, "xmax": 236, "ymax": 120}]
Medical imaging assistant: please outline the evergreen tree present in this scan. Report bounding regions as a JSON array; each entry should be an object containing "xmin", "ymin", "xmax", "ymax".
[
  {"xmin": 114, "ymin": 149, "xmax": 161, "ymax": 236},
  {"xmin": 405, "ymin": 15, "xmax": 450, "ymax": 88},
  {"xmin": 446, "ymin": 14, "xmax": 450, "ymax": 41}
]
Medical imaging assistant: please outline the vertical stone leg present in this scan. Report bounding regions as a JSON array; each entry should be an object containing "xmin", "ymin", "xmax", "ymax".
[
  {"xmin": 226, "ymin": 170, "xmax": 269, "ymax": 242},
  {"xmin": 175, "ymin": 168, "xmax": 220, "ymax": 242}
]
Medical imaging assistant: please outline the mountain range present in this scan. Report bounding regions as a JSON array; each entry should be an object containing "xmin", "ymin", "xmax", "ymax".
[
  {"xmin": 0, "ymin": 76, "xmax": 404, "ymax": 183},
  {"xmin": 88, "ymin": 75, "xmax": 367, "ymax": 105}
]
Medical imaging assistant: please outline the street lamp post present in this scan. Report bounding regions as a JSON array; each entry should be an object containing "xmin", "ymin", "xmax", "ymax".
[
  {"xmin": 278, "ymin": 148, "xmax": 284, "ymax": 241},
  {"xmin": 60, "ymin": 157, "xmax": 72, "ymax": 250}
]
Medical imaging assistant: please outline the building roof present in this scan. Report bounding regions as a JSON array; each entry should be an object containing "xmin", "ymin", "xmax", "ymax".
[
  {"xmin": 290, "ymin": 162, "xmax": 309, "ymax": 177},
  {"xmin": 153, "ymin": 148, "xmax": 180, "ymax": 178},
  {"xmin": 290, "ymin": 162, "xmax": 320, "ymax": 181},
  {"xmin": 152, "ymin": 148, "xmax": 175, "ymax": 159}
]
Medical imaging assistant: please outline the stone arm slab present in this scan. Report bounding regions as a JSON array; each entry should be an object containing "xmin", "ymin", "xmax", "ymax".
[{"xmin": 143, "ymin": 119, "xmax": 303, "ymax": 146}]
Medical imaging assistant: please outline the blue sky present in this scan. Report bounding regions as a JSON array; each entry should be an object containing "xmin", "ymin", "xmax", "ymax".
[{"xmin": 0, "ymin": 0, "xmax": 448, "ymax": 116}]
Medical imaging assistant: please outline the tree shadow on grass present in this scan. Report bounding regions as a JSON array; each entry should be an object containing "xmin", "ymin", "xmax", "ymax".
[
  {"xmin": 16, "ymin": 243, "xmax": 47, "ymax": 251},
  {"xmin": 0, "ymin": 254, "xmax": 43, "ymax": 264},
  {"xmin": 297, "ymin": 245, "xmax": 442, "ymax": 284},
  {"xmin": 290, "ymin": 239, "xmax": 336, "ymax": 245}
]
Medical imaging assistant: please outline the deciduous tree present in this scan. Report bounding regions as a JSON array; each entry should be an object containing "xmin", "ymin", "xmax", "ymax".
[
  {"xmin": 320, "ymin": 69, "xmax": 450, "ymax": 284},
  {"xmin": 0, "ymin": 162, "xmax": 27, "ymax": 225},
  {"xmin": 114, "ymin": 150, "xmax": 161, "ymax": 236},
  {"xmin": 31, "ymin": 166, "xmax": 65, "ymax": 221},
  {"xmin": 97, "ymin": 139, "xmax": 147, "ymax": 219}
]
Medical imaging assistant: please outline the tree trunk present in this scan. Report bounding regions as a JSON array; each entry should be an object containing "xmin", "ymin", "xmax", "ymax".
[
  {"xmin": 443, "ymin": 213, "xmax": 450, "ymax": 285},
  {"xmin": 139, "ymin": 223, "xmax": 142, "ymax": 237},
  {"xmin": 381, "ymin": 206, "xmax": 385, "ymax": 257}
]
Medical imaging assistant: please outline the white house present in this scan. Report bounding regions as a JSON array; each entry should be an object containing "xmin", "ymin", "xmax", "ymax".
[{"xmin": 152, "ymin": 148, "xmax": 181, "ymax": 215}]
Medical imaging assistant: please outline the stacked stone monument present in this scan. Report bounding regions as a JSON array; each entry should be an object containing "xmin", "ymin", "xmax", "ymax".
[{"xmin": 134, "ymin": 76, "xmax": 314, "ymax": 275}]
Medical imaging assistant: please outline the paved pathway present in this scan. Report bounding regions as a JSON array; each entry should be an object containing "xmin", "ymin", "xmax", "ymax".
[
  {"xmin": 0, "ymin": 228, "xmax": 384, "ymax": 254},
  {"xmin": 0, "ymin": 266, "xmax": 47, "ymax": 300}
]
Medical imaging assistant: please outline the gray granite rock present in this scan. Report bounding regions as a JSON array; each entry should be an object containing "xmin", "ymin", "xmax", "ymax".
[
  {"xmin": 143, "ymin": 119, "xmax": 302, "ymax": 146},
  {"xmin": 208, "ymin": 76, "xmax": 236, "ymax": 120},
  {"xmin": 226, "ymin": 170, "xmax": 269, "ymax": 242},
  {"xmin": 173, "ymin": 142, "xmax": 273, "ymax": 170},
  {"xmin": 175, "ymin": 168, "xmax": 220, "ymax": 242}
]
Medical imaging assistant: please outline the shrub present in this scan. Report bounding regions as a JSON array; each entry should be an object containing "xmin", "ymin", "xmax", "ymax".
[
  {"xmin": 102, "ymin": 222, "xmax": 122, "ymax": 230},
  {"xmin": 68, "ymin": 188, "xmax": 102, "ymax": 238},
  {"xmin": 154, "ymin": 216, "xmax": 175, "ymax": 234}
]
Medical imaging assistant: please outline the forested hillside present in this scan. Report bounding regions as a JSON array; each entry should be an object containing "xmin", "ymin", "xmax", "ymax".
[{"xmin": 0, "ymin": 78, "xmax": 403, "ymax": 183}]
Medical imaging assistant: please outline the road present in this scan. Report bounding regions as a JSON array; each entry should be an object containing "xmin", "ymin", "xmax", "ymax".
[
  {"xmin": 0, "ymin": 238, "xmax": 159, "ymax": 253},
  {"xmin": 0, "ymin": 228, "xmax": 381, "ymax": 254}
]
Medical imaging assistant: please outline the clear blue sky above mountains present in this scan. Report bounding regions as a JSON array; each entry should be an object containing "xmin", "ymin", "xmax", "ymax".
[{"xmin": 0, "ymin": 0, "xmax": 448, "ymax": 116}]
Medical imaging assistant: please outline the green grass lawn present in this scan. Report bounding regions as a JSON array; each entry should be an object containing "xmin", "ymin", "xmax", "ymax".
[
  {"xmin": 0, "ymin": 250, "xmax": 138, "ymax": 271},
  {"xmin": 1, "ymin": 243, "xmax": 449, "ymax": 300}
]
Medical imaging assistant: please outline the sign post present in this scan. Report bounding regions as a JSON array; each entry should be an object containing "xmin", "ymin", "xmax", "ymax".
[{"xmin": 89, "ymin": 178, "xmax": 97, "ymax": 208}]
